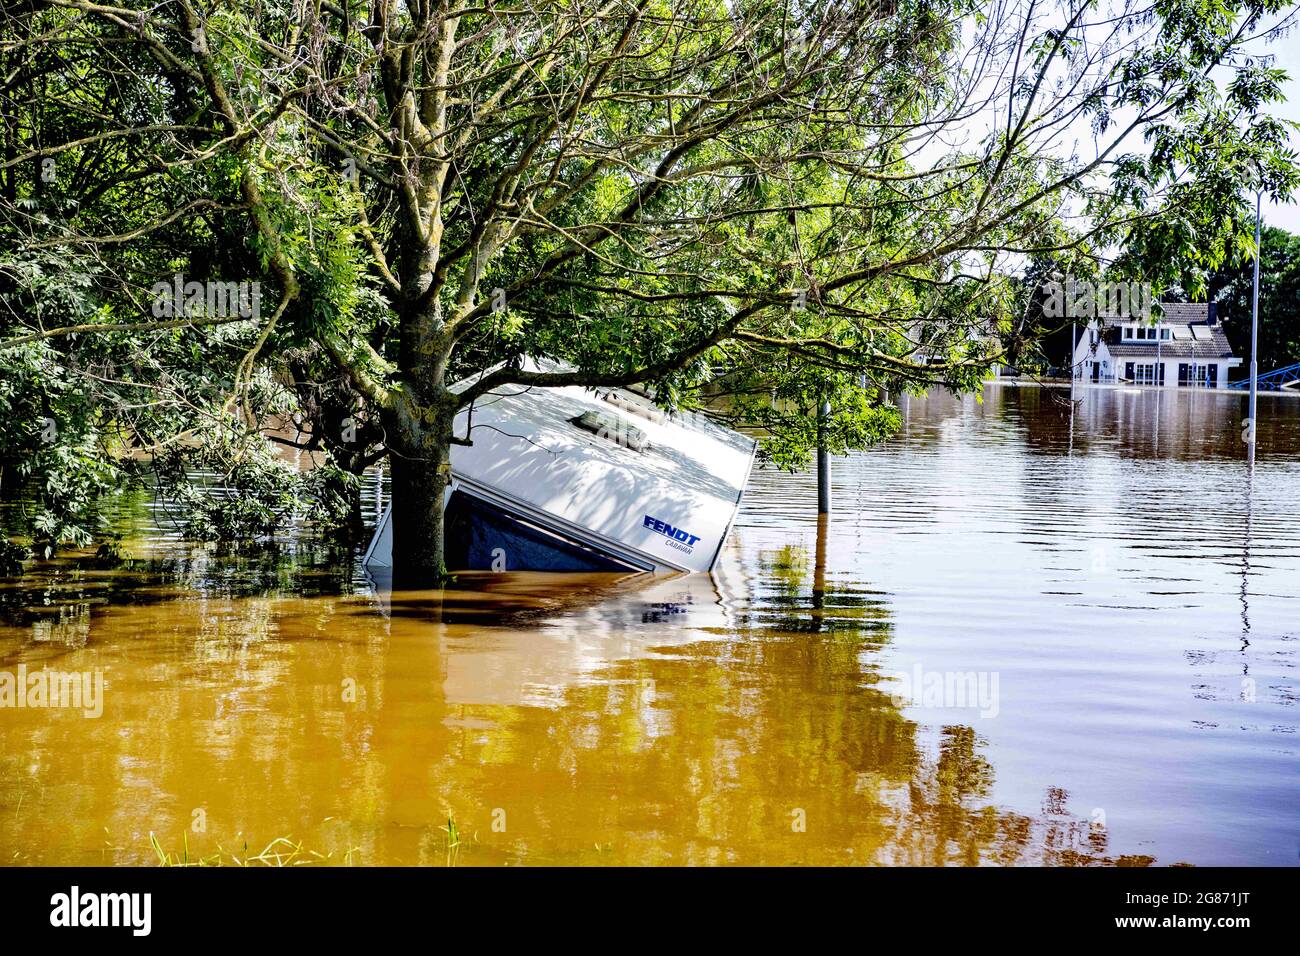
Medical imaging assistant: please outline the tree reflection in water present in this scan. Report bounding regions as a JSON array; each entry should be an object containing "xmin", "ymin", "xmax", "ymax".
[{"xmin": 0, "ymin": 541, "xmax": 1151, "ymax": 866}]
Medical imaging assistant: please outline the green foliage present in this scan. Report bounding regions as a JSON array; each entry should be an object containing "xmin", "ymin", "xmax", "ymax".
[
  {"xmin": 156, "ymin": 438, "xmax": 299, "ymax": 542},
  {"xmin": 298, "ymin": 463, "xmax": 363, "ymax": 540},
  {"xmin": 153, "ymin": 434, "xmax": 357, "ymax": 544},
  {"xmin": 0, "ymin": 329, "xmax": 134, "ymax": 555},
  {"xmin": 92, "ymin": 535, "xmax": 129, "ymax": 569},
  {"xmin": 0, "ymin": 538, "xmax": 28, "ymax": 575},
  {"xmin": 1209, "ymin": 225, "xmax": 1300, "ymax": 371},
  {"xmin": 2, "ymin": 0, "xmax": 1297, "ymax": 562}
]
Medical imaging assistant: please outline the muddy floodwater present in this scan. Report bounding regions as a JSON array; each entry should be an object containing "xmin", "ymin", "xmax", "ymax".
[{"xmin": 2, "ymin": 384, "xmax": 1298, "ymax": 866}]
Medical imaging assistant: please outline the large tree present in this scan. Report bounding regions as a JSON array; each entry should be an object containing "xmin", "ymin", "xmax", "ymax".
[{"xmin": 2, "ymin": 0, "xmax": 1297, "ymax": 581}]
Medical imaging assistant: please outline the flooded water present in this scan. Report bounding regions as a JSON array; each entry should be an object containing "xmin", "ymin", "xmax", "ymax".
[{"xmin": 1, "ymin": 384, "xmax": 1297, "ymax": 866}]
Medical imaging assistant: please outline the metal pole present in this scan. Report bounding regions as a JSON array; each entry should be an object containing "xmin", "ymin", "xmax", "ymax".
[
  {"xmin": 1067, "ymin": 318, "xmax": 1077, "ymax": 454},
  {"xmin": 1248, "ymin": 189, "xmax": 1262, "ymax": 464},
  {"xmin": 1070, "ymin": 320, "xmax": 1076, "ymax": 401},
  {"xmin": 1156, "ymin": 325, "xmax": 1162, "ymax": 387},
  {"xmin": 817, "ymin": 399, "xmax": 831, "ymax": 514}
]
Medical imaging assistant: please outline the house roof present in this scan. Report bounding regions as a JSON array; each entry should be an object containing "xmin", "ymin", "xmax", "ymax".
[
  {"xmin": 1158, "ymin": 302, "xmax": 1214, "ymax": 324},
  {"xmin": 1099, "ymin": 301, "xmax": 1236, "ymax": 360},
  {"xmin": 1107, "ymin": 336, "xmax": 1234, "ymax": 359},
  {"xmin": 1096, "ymin": 302, "xmax": 1212, "ymax": 328}
]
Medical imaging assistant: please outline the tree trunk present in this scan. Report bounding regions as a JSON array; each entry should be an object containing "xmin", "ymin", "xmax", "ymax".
[
  {"xmin": 389, "ymin": 236, "xmax": 455, "ymax": 587},
  {"xmin": 387, "ymin": 405, "xmax": 454, "ymax": 588}
]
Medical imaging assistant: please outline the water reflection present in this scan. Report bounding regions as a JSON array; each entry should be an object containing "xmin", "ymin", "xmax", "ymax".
[
  {"xmin": 0, "ymin": 555, "xmax": 1123, "ymax": 865},
  {"xmin": 1, "ymin": 383, "xmax": 1297, "ymax": 865}
]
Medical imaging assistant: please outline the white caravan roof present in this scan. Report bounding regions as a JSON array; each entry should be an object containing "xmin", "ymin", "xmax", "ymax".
[{"xmin": 364, "ymin": 359, "xmax": 757, "ymax": 573}]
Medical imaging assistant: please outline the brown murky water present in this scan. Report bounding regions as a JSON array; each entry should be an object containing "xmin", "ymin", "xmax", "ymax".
[{"xmin": 1, "ymin": 384, "xmax": 1297, "ymax": 865}]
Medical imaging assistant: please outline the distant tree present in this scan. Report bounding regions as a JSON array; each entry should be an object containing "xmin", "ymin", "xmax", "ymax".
[
  {"xmin": 1207, "ymin": 225, "xmax": 1300, "ymax": 373},
  {"xmin": 3, "ymin": 1, "xmax": 1297, "ymax": 581}
]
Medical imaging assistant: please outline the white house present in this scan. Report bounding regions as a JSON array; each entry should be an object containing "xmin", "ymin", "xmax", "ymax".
[{"xmin": 1072, "ymin": 302, "xmax": 1241, "ymax": 388}]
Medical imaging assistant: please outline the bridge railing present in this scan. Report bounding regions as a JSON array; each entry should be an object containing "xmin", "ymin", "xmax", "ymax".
[{"xmin": 1227, "ymin": 361, "xmax": 1300, "ymax": 390}]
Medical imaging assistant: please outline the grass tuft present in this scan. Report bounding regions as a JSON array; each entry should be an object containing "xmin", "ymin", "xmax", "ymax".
[{"xmin": 148, "ymin": 831, "xmax": 357, "ymax": 867}]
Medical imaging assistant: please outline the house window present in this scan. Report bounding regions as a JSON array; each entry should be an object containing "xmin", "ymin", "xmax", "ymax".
[
  {"xmin": 1123, "ymin": 327, "xmax": 1134, "ymax": 340},
  {"xmin": 1128, "ymin": 326, "xmax": 1167, "ymax": 341}
]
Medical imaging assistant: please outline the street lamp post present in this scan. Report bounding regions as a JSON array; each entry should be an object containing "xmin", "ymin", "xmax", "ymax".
[{"xmin": 1248, "ymin": 189, "xmax": 1262, "ymax": 464}]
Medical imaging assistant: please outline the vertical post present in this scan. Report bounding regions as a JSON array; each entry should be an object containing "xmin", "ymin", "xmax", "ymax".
[
  {"xmin": 812, "ymin": 513, "xmax": 829, "ymax": 626},
  {"xmin": 1241, "ymin": 454, "xmax": 1255, "ymax": 636},
  {"xmin": 1156, "ymin": 325, "xmax": 1162, "ymax": 387},
  {"xmin": 817, "ymin": 399, "xmax": 831, "ymax": 514},
  {"xmin": 1248, "ymin": 188, "xmax": 1262, "ymax": 465},
  {"xmin": 1070, "ymin": 320, "xmax": 1077, "ymax": 400}
]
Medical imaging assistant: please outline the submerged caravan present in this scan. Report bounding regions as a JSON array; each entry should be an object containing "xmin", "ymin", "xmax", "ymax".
[{"xmin": 364, "ymin": 360, "xmax": 757, "ymax": 575}]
